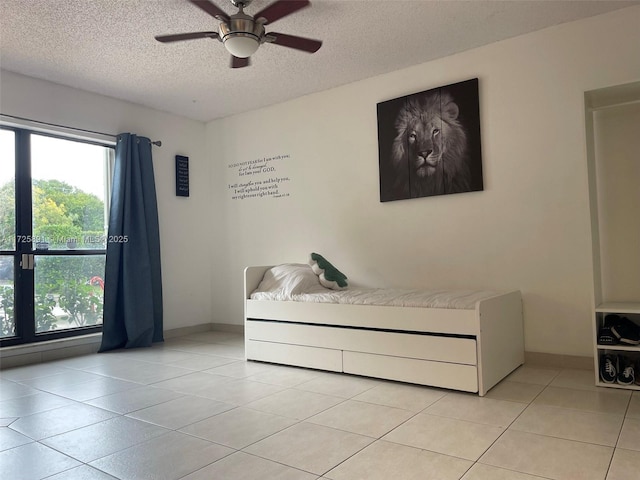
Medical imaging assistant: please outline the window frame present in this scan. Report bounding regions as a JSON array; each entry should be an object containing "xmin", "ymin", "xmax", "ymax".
[{"xmin": 0, "ymin": 125, "xmax": 115, "ymax": 347}]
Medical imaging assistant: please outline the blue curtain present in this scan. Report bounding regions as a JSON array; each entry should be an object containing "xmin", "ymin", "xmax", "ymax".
[{"xmin": 99, "ymin": 133, "xmax": 163, "ymax": 352}]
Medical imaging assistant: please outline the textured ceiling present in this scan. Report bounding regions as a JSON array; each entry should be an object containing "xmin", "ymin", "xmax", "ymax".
[{"xmin": 0, "ymin": 0, "xmax": 637, "ymax": 122}]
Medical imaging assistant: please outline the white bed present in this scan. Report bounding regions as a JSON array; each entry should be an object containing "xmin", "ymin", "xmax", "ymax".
[{"xmin": 244, "ymin": 264, "xmax": 524, "ymax": 396}]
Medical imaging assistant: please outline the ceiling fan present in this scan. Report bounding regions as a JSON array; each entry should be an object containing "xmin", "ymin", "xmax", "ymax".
[{"xmin": 155, "ymin": 0, "xmax": 322, "ymax": 68}]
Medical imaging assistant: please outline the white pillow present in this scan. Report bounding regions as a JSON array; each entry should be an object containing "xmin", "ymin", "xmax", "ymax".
[{"xmin": 253, "ymin": 264, "xmax": 325, "ymax": 296}]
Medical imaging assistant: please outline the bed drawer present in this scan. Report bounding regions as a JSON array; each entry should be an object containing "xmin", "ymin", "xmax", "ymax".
[
  {"xmin": 246, "ymin": 320, "xmax": 477, "ymax": 365},
  {"xmin": 344, "ymin": 351, "xmax": 478, "ymax": 393},
  {"xmin": 246, "ymin": 339, "xmax": 342, "ymax": 372}
]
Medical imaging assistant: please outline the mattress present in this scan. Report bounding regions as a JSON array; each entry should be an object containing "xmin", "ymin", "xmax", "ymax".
[{"xmin": 250, "ymin": 264, "xmax": 500, "ymax": 310}]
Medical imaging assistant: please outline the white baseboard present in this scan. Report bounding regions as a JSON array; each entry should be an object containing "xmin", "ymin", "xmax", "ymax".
[
  {"xmin": 210, "ymin": 323, "xmax": 244, "ymax": 334},
  {"xmin": 163, "ymin": 323, "xmax": 213, "ymax": 339},
  {"xmin": 525, "ymin": 351, "xmax": 594, "ymax": 371}
]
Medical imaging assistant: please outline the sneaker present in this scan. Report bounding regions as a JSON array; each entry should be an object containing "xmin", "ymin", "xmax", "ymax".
[
  {"xmin": 610, "ymin": 316, "xmax": 640, "ymax": 345},
  {"xmin": 617, "ymin": 356, "xmax": 635, "ymax": 385},
  {"xmin": 600, "ymin": 354, "xmax": 618, "ymax": 383},
  {"xmin": 598, "ymin": 315, "xmax": 618, "ymax": 345}
]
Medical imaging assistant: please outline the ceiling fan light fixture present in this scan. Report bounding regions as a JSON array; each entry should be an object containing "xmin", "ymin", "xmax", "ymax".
[
  {"xmin": 155, "ymin": 0, "xmax": 322, "ymax": 68},
  {"xmin": 222, "ymin": 33, "xmax": 260, "ymax": 58}
]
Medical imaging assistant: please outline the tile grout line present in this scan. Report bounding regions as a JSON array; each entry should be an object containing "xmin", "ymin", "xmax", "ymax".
[
  {"xmin": 4, "ymin": 340, "xmax": 627, "ymax": 480},
  {"xmin": 467, "ymin": 369, "xmax": 563, "ymax": 477},
  {"xmin": 603, "ymin": 390, "xmax": 635, "ymax": 479}
]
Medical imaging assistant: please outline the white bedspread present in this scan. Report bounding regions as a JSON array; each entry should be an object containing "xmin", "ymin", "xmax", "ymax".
[{"xmin": 250, "ymin": 264, "xmax": 500, "ymax": 310}]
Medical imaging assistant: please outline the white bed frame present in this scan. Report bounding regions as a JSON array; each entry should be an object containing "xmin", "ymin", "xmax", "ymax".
[{"xmin": 244, "ymin": 266, "xmax": 524, "ymax": 396}]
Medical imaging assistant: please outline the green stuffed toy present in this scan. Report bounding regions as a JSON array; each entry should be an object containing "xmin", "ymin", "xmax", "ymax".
[{"xmin": 309, "ymin": 253, "xmax": 348, "ymax": 290}]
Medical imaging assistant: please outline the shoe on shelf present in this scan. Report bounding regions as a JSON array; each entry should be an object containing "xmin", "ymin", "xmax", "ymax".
[
  {"xmin": 610, "ymin": 316, "xmax": 640, "ymax": 345},
  {"xmin": 617, "ymin": 356, "xmax": 635, "ymax": 386},
  {"xmin": 636, "ymin": 360, "xmax": 640, "ymax": 387},
  {"xmin": 600, "ymin": 354, "xmax": 618, "ymax": 384},
  {"xmin": 598, "ymin": 315, "xmax": 619, "ymax": 345}
]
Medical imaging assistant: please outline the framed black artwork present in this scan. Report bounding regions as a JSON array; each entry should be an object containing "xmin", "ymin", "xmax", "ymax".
[{"xmin": 377, "ymin": 78, "xmax": 483, "ymax": 202}]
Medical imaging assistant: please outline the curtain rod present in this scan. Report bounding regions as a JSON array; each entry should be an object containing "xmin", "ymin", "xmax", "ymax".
[{"xmin": 0, "ymin": 113, "xmax": 162, "ymax": 146}]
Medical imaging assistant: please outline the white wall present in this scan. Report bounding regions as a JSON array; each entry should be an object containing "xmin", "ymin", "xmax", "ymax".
[
  {"xmin": 0, "ymin": 71, "xmax": 213, "ymax": 331},
  {"xmin": 207, "ymin": 6, "xmax": 640, "ymax": 357}
]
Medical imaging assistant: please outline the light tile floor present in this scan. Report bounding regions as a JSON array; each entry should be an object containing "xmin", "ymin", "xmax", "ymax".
[{"xmin": 1, "ymin": 331, "xmax": 639, "ymax": 479}]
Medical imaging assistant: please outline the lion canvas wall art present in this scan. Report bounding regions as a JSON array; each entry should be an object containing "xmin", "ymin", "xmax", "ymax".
[{"xmin": 377, "ymin": 78, "xmax": 483, "ymax": 202}]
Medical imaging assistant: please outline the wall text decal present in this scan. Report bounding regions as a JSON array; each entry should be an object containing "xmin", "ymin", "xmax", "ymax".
[{"xmin": 227, "ymin": 154, "xmax": 291, "ymax": 200}]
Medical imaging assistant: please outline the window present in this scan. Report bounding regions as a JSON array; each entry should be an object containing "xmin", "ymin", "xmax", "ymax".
[{"xmin": 0, "ymin": 126, "xmax": 114, "ymax": 346}]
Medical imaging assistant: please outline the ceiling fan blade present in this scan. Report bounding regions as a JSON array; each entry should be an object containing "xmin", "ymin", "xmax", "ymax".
[
  {"xmin": 254, "ymin": 0, "xmax": 310, "ymax": 25},
  {"xmin": 231, "ymin": 56, "xmax": 250, "ymax": 68},
  {"xmin": 155, "ymin": 31, "xmax": 218, "ymax": 43},
  {"xmin": 268, "ymin": 32, "xmax": 322, "ymax": 53},
  {"xmin": 188, "ymin": 0, "xmax": 229, "ymax": 22}
]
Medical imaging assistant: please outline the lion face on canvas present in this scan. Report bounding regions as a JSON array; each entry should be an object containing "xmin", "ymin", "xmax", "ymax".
[{"xmin": 392, "ymin": 91, "xmax": 471, "ymax": 196}]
